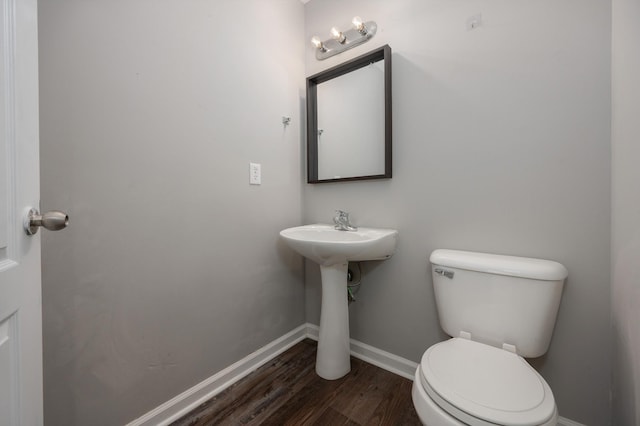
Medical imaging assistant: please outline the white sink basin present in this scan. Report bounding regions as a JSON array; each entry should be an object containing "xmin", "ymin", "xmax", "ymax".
[
  {"xmin": 279, "ymin": 224, "xmax": 398, "ymax": 266},
  {"xmin": 280, "ymin": 223, "xmax": 398, "ymax": 380}
]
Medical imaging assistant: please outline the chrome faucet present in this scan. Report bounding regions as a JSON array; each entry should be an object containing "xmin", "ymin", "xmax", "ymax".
[{"xmin": 333, "ymin": 210, "xmax": 357, "ymax": 231}]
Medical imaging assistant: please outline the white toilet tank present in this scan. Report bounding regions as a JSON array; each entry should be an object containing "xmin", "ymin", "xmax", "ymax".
[{"xmin": 430, "ymin": 249, "xmax": 568, "ymax": 358}]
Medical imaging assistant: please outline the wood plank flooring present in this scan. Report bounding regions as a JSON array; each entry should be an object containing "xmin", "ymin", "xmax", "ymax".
[{"xmin": 171, "ymin": 339, "xmax": 421, "ymax": 426}]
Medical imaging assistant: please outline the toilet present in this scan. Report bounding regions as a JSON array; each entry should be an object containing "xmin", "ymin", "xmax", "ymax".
[{"xmin": 412, "ymin": 249, "xmax": 568, "ymax": 426}]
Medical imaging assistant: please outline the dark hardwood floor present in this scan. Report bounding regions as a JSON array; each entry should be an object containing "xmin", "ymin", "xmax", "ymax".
[{"xmin": 171, "ymin": 339, "xmax": 421, "ymax": 426}]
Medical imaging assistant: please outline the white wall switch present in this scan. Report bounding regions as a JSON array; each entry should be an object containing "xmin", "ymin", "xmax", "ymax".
[{"xmin": 249, "ymin": 162, "xmax": 261, "ymax": 185}]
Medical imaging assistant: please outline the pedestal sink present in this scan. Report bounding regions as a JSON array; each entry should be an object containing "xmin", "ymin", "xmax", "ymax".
[{"xmin": 280, "ymin": 224, "xmax": 398, "ymax": 380}]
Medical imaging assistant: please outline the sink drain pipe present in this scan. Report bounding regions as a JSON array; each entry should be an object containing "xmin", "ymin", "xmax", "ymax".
[{"xmin": 347, "ymin": 262, "xmax": 362, "ymax": 303}]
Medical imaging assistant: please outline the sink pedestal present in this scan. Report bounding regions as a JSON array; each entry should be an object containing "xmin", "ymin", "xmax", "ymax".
[{"xmin": 316, "ymin": 262, "xmax": 350, "ymax": 380}]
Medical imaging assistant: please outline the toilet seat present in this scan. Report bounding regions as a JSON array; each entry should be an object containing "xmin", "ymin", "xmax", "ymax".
[{"xmin": 419, "ymin": 338, "xmax": 556, "ymax": 426}]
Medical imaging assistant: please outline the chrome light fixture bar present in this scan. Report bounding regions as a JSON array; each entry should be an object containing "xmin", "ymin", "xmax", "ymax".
[{"xmin": 311, "ymin": 16, "xmax": 377, "ymax": 61}]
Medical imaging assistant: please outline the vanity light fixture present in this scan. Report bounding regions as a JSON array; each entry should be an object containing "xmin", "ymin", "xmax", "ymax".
[{"xmin": 310, "ymin": 16, "xmax": 377, "ymax": 60}]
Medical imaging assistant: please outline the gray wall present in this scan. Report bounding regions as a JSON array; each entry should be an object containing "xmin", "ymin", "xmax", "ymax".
[
  {"xmin": 612, "ymin": 0, "xmax": 640, "ymax": 423},
  {"xmin": 38, "ymin": 1, "xmax": 305, "ymax": 425},
  {"xmin": 303, "ymin": 1, "xmax": 611, "ymax": 424}
]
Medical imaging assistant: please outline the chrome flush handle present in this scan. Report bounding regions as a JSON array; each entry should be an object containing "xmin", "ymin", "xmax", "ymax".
[
  {"xmin": 434, "ymin": 268, "xmax": 454, "ymax": 279},
  {"xmin": 24, "ymin": 208, "xmax": 69, "ymax": 235}
]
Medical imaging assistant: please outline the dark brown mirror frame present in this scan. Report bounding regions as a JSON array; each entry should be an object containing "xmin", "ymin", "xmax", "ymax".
[{"xmin": 306, "ymin": 44, "xmax": 392, "ymax": 184}]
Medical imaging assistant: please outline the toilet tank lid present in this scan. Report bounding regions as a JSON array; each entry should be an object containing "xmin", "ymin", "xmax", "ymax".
[{"xmin": 430, "ymin": 249, "xmax": 568, "ymax": 281}]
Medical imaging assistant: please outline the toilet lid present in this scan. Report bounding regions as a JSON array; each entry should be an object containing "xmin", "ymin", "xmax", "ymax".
[{"xmin": 420, "ymin": 338, "xmax": 556, "ymax": 426}]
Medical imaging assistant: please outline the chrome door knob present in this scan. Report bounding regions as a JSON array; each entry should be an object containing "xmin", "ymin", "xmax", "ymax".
[{"xmin": 24, "ymin": 208, "xmax": 69, "ymax": 235}]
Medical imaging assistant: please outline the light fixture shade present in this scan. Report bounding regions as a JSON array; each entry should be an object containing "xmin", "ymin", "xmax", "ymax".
[{"xmin": 311, "ymin": 36, "xmax": 323, "ymax": 49}]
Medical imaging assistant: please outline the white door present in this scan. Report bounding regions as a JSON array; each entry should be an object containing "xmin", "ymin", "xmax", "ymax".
[{"xmin": 0, "ymin": 0, "xmax": 44, "ymax": 424}]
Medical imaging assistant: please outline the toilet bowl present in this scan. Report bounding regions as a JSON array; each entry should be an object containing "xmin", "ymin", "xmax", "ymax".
[
  {"xmin": 412, "ymin": 249, "xmax": 567, "ymax": 426},
  {"xmin": 412, "ymin": 338, "xmax": 558, "ymax": 426}
]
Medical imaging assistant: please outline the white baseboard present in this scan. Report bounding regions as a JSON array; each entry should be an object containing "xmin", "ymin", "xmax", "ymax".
[
  {"xmin": 127, "ymin": 322, "xmax": 585, "ymax": 426},
  {"xmin": 304, "ymin": 323, "xmax": 418, "ymax": 380},
  {"xmin": 125, "ymin": 324, "xmax": 308, "ymax": 426},
  {"xmin": 557, "ymin": 417, "xmax": 587, "ymax": 426}
]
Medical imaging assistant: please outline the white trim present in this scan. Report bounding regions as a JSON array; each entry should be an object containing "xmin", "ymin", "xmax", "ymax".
[
  {"xmin": 126, "ymin": 324, "xmax": 308, "ymax": 426},
  {"xmin": 557, "ymin": 417, "xmax": 587, "ymax": 426},
  {"xmin": 1, "ymin": 0, "xmax": 18, "ymax": 264},
  {"xmin": 304, "ymin": 323, "xmax": 418, "ymax": 380},
  {"xmin": 127, "ymin": 323, "xmax": 585, "ymax": 426}
]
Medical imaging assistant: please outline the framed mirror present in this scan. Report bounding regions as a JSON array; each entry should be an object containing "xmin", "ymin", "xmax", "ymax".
[{"xmin": 307, "ymin": 45, "xmax": 392, "ymax": 183}]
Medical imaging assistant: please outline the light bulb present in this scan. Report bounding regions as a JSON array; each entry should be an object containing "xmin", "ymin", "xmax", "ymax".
[
  {"xmin": 352, "ymin": 16, "xmax": 365, "ymax": 32},
  {"xmin": 311, "ymin": 36, "xmax": 323, "ymax": 49},
  {"xmin": 331, "ymin": 27, "xmax": 346, "ymax": 43}
]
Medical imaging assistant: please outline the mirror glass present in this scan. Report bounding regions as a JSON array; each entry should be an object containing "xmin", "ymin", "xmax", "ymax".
[{"xmin": 307, "ymin": 45, "xmax": 391, "ymax": 183}]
